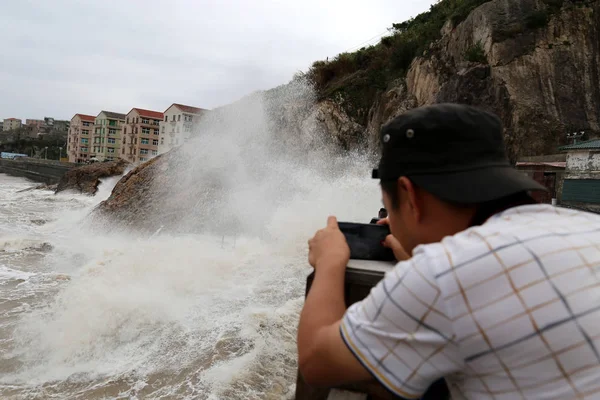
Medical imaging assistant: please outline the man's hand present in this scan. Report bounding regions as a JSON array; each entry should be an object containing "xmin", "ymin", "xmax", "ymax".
[
  {"xmin": 308, "ymin": 216, "xmax": 350, "ymax": 270},
  {"xmin": 377, "ymin": 218, "xmax": 411, "ymax": 261}
]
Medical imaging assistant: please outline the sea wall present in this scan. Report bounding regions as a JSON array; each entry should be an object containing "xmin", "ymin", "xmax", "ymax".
[{"xmin": 0, "ymin": 158, "xmax": 76, "ymax": 184}]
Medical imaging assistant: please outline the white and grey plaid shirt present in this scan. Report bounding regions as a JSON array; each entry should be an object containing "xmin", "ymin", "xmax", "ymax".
[{"xmin": 341, "ymin": 204, "xmax": 600, "ymax": 399}]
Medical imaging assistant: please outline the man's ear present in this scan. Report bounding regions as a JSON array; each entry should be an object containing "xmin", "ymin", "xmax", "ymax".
[{"xmin": 398, "ymin": 177, "xmax": 421, "ymax": 222}]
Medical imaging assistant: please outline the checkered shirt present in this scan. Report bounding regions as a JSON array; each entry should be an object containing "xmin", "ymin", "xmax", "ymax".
[{"xmin": 341, "ymin": 204, "xmax": 600, "ymax": 400}]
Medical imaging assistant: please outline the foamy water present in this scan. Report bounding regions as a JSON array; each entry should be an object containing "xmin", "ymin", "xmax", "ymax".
[{"xmin": 0, "ymin": 82, "xmax": 382, "ymax": 400}]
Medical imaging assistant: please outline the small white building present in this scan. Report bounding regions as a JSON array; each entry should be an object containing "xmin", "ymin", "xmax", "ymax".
[
  {"xmin": 559, "ymin": 139, "xmax": 600, "ymax": 208},
  {"xmin": 158, "ymin": 103, "xmax": 208, "ymax": 154},
  {"xmin": 2, "ymin": 118, "xmax": 22, "ymax": 131}
]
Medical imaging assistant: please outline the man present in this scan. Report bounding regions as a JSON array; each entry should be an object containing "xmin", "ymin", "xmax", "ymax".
[
  {"xmin": 299, "ymin": 103, "xmax": 600, "ymax": 399},
  {"xmin": 370, "ymin": 208, "xmax": 388, "ymax": 224}
]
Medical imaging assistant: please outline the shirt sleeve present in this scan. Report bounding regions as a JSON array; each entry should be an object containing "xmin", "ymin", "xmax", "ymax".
[{"xmin": 340, "ymin": 250, "xmax": 463, "ymax": 399}]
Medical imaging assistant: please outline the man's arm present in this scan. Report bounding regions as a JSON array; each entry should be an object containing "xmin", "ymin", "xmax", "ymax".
[
  {"xmin": 298, "ymin": 216, "xmax": 373, "ymax": 385},
  {"xmin": 300, "ymin": 217, "xmax": 462, "ymax": 398}
]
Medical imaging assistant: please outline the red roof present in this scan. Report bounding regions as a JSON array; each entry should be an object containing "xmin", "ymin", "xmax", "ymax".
[
  {"xmin": 76, "ymin": 114, "xmax": 96, "ymax": 122},
  {"xmin": 170, "ymin": 103, "xmax": 207, "ymax": 114},
  {"xmin": 132, "ymin": 108, "xmax": 164, "ymax": 120}
]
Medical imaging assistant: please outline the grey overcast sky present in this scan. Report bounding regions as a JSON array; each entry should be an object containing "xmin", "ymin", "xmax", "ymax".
[{"xmin": 0, "ymin": 0, "xmax": 436, "ymax": 120}]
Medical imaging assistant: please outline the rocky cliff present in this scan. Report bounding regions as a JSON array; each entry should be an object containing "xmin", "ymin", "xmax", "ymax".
[{"xmin": 314, "ymin": 0, "xmax": 599, "ymax": 160}]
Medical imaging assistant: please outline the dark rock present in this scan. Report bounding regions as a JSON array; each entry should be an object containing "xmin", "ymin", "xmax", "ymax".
[{"xmin": 55, "ymin": 159, "xmax": 130, "ymax": 195}]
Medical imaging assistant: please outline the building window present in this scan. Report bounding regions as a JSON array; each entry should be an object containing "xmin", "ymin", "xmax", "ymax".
[
  {"xmin": 164, "ymin": 116, "xmax": 167, "ymax": 122},
  {"xmin": 81, "ymin": 147, "xmax": 88, "ymax": 152},
  {"xmin": 151, "ymin": 150, "xmax": 158, "ymax": 156},
  {"xmin": 108, "ymin": 138, "xmax": 116, "ymax": 144},
  {"xmin": 140, "ymin": 149, "xmax": 148, "ymax": 155},
  {"xmin": 109, "ymin": 128, "xmax": 116, "ymax": 135},
  {"xmin": 140, "ymin": 157, "xmax": 147, "ymax": 161},
  {"xmin": 109, "ymin": 120, "xmax": 117, "ymax": 127},
  {"xmin": 154, "ymin": 129, "xmax": 159, "ymax": 135},
  {"xmin": 107, "ymin": 148, "xmax": 115, "ymax": 153},
  {"xmin": 141, "ymin": 118, "xmax": 149, "ymax": 124},
  {"xmin": 83, "ymin": 121, "xmax": 90, "ymax": 126},
  {"xmin": 161, "ymin": 138, "xmax": 164, "ymax": 144},
  {"xmin": 81, "ymin": 138, "xmax": 88, "ymax": 144},
  {"xmin": 126, "ymin": 117, "xmax": 129, "ymax": 124},
  {"xmin": 152, "ymin": 139, "xmax": 159, "ymax": 145},
  {"xmin": 178, "ymin": 114, "xmax": 181, "ymax": 121},
  {"xmin": 141, "ymin": 138, "xmax": 149, "ymax": 144},
  {"xmin": 82, "ymin": 130, "xmax": 89, "ymax": 135},
  {"xmin": 142, "ymin": 127, "xmax": 150, "ymax": 134}
]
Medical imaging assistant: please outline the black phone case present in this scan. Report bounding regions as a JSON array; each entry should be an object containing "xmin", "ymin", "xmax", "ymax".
[{"xmin": 338, "ymin": 222, "xmax": 396, "ymax": 262}]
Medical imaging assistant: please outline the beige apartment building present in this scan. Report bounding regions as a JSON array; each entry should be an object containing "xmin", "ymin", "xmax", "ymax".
[
  {"xmin": 158, "ymin": 103, "xmax": 207, "ymax": 154},
  {"xmin": 2, "ymin": 118, "xmax": 22, "ymax": 131},
  {"xmin": 26, "ymin": 119, "xmax": 47, "ymax": 137},
  {"xmin": 91, "ymin": 111, "xmax": 126, "ymax": 162},
  {"xmin": 67, "ymin": 114, "xmax": 95, "ymax": 163},
  {"xmin": 121, "ymin": 108, "xmax": 163, "ymax": 164}
]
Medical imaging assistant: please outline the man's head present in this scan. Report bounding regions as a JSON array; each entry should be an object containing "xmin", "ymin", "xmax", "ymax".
[
  {"xmin": 373, "ymin": 104, "xmax": 546, "ymax": 254},
  {"xmin": 378, "ymin": 208, "xmax": 388, "ymax": 219}
]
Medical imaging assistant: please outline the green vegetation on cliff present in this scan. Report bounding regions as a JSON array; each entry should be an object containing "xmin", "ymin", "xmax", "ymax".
[
  {"xmin": 305, "ymin": 0, "xmax": 493, "ymax": 124},
  {"xmin": 305, "ymin": 0, "xmax": 576, "ymax": 125}
]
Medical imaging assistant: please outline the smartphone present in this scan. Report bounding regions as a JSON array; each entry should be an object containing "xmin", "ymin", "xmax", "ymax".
[{"xmin": 338, "ymin": 222, "xmax": 396, "ymax": 262}]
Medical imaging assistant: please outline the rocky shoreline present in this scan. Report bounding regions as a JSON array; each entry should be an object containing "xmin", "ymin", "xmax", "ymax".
[{"xmin": 55, "ymin": 159, "xmax": 130, "ymax": 195}]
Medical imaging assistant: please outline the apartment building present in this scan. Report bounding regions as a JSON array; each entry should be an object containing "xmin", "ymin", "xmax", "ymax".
[
  {"xmin": 2, "ymin": 118, "xmax": 22, "ymax": 131},
  {"xmin": 67, "ymin": 114, "xmax": 95, "ymax": 163},
  {"xmin": 25, "ymin": 119, "xmax": 45, "ymax": 128},
  {"xmin": 91, "ymin": 111, "xmax": 126, "ymax": 162},
  {"xmin": 25, "ymin": 119, "xmax": 46, "ymax": 137},
  {"xmin": 158, "ymin": 103, "xmax": 207, "ymax": 154},
  {"xmin": 44, "ymin": 117, "xmax": 70, "ymax": 133},
  {"xmin": 121, "ymin": 108, "xmax": 163, "ymax": 164}
]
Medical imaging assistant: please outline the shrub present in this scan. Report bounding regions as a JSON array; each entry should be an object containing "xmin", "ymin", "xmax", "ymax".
[{"xmin": 465, "ymin": 42, "xmax": 488, "ymax": 63}]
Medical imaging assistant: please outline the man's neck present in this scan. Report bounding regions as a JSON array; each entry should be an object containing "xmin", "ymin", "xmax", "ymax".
[{"xmin": 469, "ymin": 192, "xmax": 537, "ymax": 227}]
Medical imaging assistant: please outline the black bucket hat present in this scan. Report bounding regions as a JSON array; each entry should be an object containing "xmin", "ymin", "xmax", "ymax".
[{"xmin": 372, "ymin": 103, "xmax": 547, "ymax": 203}]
